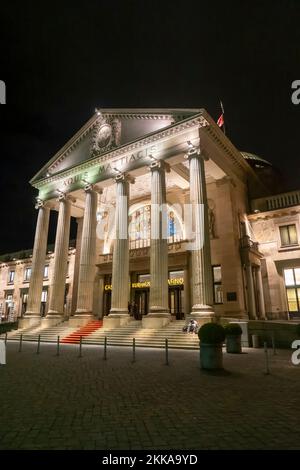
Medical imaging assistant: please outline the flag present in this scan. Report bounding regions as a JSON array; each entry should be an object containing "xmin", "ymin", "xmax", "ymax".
[{"xmin": 217, "ymin": 113, "xmax": 224, "ymax": 127}]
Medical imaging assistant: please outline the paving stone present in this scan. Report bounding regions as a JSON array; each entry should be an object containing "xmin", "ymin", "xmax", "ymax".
[{"xmin": 0, "ymin": 342, "xmax": 300, "ymax": 449}]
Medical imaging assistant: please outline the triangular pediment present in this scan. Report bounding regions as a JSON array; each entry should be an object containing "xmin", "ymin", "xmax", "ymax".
[{"xmin": 30, "ymin": 108, "xmax": 201, "ymax": 184}]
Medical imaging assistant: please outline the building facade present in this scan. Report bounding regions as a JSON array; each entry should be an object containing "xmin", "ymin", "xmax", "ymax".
[{"xmin": 1, "ymin": 109, "xmax": 299, "ymax": 327}]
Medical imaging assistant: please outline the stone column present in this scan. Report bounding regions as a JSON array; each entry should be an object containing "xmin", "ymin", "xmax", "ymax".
[
  {"xmin": 71, "ymin": 217, "xmax": 83, "ymax": 315},
  {"xmin": 183, "ymin": 265, "xmax": 191, "ymax": 317},
  {"xmin": 22, "ymin": 200, "xmax": 50, "ymax": 327},
  {"xmin": 45, "ymin": 194, "xmax": 72, "ymax": 325},
  {"xmin": 188, "ymin": 149, "xmax": 215, "ymax": 323},
  {"xmin": 143, "ymin": 160, "xmax": 170, "ymax": 328},
  {"xmin": 98, "ymin": 275, "xmax": 105, "ymax": 319},
  {"xmin": 72, "ymin": 185, "xmax": 98, "ymax": 326},
  {"xmin": 245, "ymin": 264, "xmax": 257, "ymax": 319},
  {"xmin": 104, "ymin": 174, "xmax": 132, "ymax": 328},
  {"xmin": 255, "ymin": 266, "xmax": 266, "ymax": 320}
]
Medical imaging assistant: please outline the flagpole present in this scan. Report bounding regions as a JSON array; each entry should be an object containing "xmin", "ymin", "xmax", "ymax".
[{"xmin": 220, "ymin": 100, "xmax": 226, "ymax": 136}]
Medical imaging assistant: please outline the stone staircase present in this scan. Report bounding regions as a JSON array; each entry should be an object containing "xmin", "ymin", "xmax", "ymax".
[
  {"xmin": 83, "ymin": 319, "xmax": 199, "ymax": 350},
  {"xmin": 61, "ymin": 320, "xmax": 103, "ymax": 344},
  {"xmin": 1, "ymin": 319, "xmax": 199, "ymax": 350},
  {"xmin": 0, "ymin": 323, "xmax": 77, "ymax": 343}
]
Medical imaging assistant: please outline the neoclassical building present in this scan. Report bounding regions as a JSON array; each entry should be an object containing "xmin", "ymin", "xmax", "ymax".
[{"xmin": 1, "ymin": 108, "xmax": 300, "ymax": 328}]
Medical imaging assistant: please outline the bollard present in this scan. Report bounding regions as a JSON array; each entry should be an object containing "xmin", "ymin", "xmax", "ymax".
[
  {"xmin": 165, "ymin": 338, "xmax": 169, "ymax": 365},
  {"xmin": 252, "ymin": 334, "xmax": 260, "ymax": 348},
  {"xmin": 264, "ymin": 341, "xmax": 270, "ymax": 375},
  {"xmin": 56, "ymin": 336, "xmax": 60, "ymax": 356},
  {"xmin": 36, "ymin": 335, "xmax": 41, "ymax": 354},
  {"xmin": 103, "ymin": 336, "xmax": 107, "ymax": 360},
  {"xmin": 18, "ymin": 334, "xmax": 23, "ymax": 353},
  {"xmin": 271, "ymin": 332, "xmax": 277, "ymax": 355},
  {"xmin": 5, "ymin": 332, "xmax": 7, "ymax": 345},
  {"xmin": 132, "ymin": 337, "xmax": 136, "ymax": 363},
  {"xmin": 0, "ymin": 339, "xmax": 6, "ymax": 365},
  {"xmin": 78, "ymin": 336, "xmax": 83, "ymax": 358}
]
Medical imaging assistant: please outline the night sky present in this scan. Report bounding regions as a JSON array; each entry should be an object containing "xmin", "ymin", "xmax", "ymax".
[{"xmin": 0, "ymin": 0, "xmax": 299, "ymax": 255}]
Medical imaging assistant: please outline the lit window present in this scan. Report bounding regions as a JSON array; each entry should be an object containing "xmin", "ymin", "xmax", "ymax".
[
  {"xmin": 213, "ymin": 265, "xmax": 223, "ymax": 304},
  {"xmin": 284, "ymin": 269, "xmax": 295, "ymax": 286},
  {"xmin": 280, "ymin": 224, "xmax": 298, "ymax": 246},
  {"xmin": 129, "ymin": 205, "xmax": 151, "ymax": 249},
  {"xmin": 169, "ymin": 270, "xmax": 184, "ymax": 280},
  {"xmin": 24, "ymin": 267, "xmax": 32, "ymax": 281},
  {"xmin": 8, "ymin": 270, "xmax": 15, "ymax": 284},
  {"xmin": 138, "ymin": 274, "xmax": 151, "ymax": 283},
  {"xmin": 41, "ymin": 290, "xmax": 48, "ymax": 303},
  {"xmin": 128, "ymin": 204, "xmax": 183, "ymax": 250},
  {"xmin": 284, "ymin": 268, "xmax": 300, "ymax": 315},
  {"xmin": 43, "ymin": 265, "xmax": 49, "ymax": 279}
]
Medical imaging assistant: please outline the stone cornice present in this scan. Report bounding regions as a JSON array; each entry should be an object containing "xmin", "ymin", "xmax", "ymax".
[
  {"xmin": 248, "ymin": 206, "xmax": 300, "ymax": 220},
  {"xmin": 32, "ymin": 113, "xmax": 209, "ymax": 190}
]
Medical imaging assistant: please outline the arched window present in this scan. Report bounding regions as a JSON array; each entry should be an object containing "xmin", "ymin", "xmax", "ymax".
[{"xmin": 128, "ymin": 203, "xmax": 183, "ymax": 249}]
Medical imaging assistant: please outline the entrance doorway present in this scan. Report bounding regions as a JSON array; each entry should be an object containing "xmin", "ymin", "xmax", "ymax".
[
  {"xmin": 169, "ymin": 286, "xmax": 184, "ymax": 319},
  {"xmin": 134, "ymin": 289, "xmax": 149, "ymax": 319}
]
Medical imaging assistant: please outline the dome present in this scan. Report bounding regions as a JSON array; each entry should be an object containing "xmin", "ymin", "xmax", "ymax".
[{"xmin": 241, "ymin": 151, "xmax": 272, "ymax": 168}]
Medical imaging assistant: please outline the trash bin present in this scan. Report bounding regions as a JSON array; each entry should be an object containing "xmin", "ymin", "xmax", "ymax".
[
  {"xmin": 252, "ymin": 334, "xmax": 260, "ymax": 348},
  {"xmin": 0, "ymin": 339, "xmax": 6, "ymax": 365}
]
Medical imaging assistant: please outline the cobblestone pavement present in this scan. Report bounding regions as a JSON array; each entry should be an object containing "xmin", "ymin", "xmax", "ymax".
[{"xmin": 0, "ymin": 341, "xmax": 300, "ymax": 450}]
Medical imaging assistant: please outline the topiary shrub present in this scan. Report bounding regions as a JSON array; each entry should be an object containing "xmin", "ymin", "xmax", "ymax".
[
  {"xmin": 198, "ymin": 322, "xmax": 225, "ymax": 344},
  {"xmin": 296, "ymin": 324, "xmax": 300, "ymax": 337},
  {"xmin": 224, "ymin": 323, "xmax": 243, "ymax": 336}
]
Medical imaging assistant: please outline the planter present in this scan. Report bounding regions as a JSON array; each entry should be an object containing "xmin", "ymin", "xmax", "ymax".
[
  {"xmin": 200, "ymin": 342, "xmax": 223, "ymax": 370},
  {"xmin": 226, "ymin": 334, "xmax": 242, "ymax": 354}
]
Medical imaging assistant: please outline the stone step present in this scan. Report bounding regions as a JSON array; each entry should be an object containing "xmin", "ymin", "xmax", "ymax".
[{"xmin": 0, "ymin": 319, "xmax": 198, "ymax": 350}]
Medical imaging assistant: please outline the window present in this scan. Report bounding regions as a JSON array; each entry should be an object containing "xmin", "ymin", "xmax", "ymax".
[
  {"xmin": 213, "ymin": 265, "xmax": 223, "ymax": 304},
  {"xmin": 280, "ymin": 224, "xmax": 298, "ymax": 246},
  {"xmin": 24, "ymin": 267, "xmax": 32, "ymax": 282},
  {"xmin": 129, "ymin": 205, "xmax": 151, "ymax": 249},
  {"xmin": 284, "ymin": 268, "xmax": 300, "ymax": 315},
  {"xmin": 43, "ymin": 265, "xmax": 49, "ymax": 279},
  {"xmin": 41, "ymin": 290, "xmax": 48, "ymax": 303},
  {"xmin": 138, "ymin": 273, "xmax": 151, "ymax": 283},
  {"xmin": 8, "ymin": 270, "xmax": 15, "ymax": 284},
  {"xmin": 128, "ymin": 204, "xmax": 183, "ymax": 250}
]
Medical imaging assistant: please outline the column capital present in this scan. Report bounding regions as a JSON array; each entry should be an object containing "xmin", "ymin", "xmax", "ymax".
[
  {"xmin": 185, "ymin": 148, "xmax": 208, "ymax": 161},
  {"xmin": 35, "ymin": 198, "xmax": 52, "ymax": 210},
  {"xmin": 149, "ymin": 159, "xmax": 170, "ymax": 173},
  {"xmin": 56, "ymin": 191, "xmax": 76, "ymax": 203},
  {"xmin": 115, "ymin": 173, "xmax": 135, "ymax": 184},
  {"xmin": 83, "ymin": 183, "xmax": 103, "ymax": 194}
]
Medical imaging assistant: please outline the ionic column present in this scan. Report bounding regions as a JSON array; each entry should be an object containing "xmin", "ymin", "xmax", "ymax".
[
  {"xmin": 188, "ymin": 148, "xmax": 215, "ymax": 320},
  {"xmin": 107, "ymin": 174, "xmax": 132, "ymax": 325},
  {"xmin": 245, "ymin": 264, "xmax": 257, "ymax": 319},
  {"xmin": 143, "ymin": 160, "xmax": 170, "ymax": 328},
  {"xmin": 74, "ymin": 185, "xmax": 98, "ymax": 322},
  {"xmin": 24, "ymin": 200, "xmax": 50, "ymax": 324},
  {"xmin": 47, "ymin": 194, "xmax": 72, "ymax": 319},
  {"xmin": 255, "ymin": 266, "xmax": 266, "ymax": 320}
]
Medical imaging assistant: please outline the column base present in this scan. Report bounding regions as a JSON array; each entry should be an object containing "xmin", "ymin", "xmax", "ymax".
[
  {"xmin": 103, "ymin": 314, "xmax": 130, "ymax": 329},
  {"xmin": 69, "ymin": 314, "xmax": 95, "ymax": 327},
  {"xmin": 186, "ymin": 304, "xmax": 216, "ymax": 326},
  {"xmin": 142, "ymin": 313, "xmax": 171, "ymax": 329},
  {"xmin": 18, "ymin": 316, "xmax": 41, "ymax": 329},
  {"xmin": 41, "ymin": 316, "xmax": 64, "ymax": 328}
]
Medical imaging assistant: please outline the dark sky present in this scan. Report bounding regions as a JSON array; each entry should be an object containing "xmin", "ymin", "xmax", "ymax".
[{"xmin": 0, "ymin": 0, "xmax": 299, "ymax": 254}]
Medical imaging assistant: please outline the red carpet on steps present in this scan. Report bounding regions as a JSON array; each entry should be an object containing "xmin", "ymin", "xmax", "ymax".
[{"xmin": 61, "ymin": 320, "xmax": 103, "ymax": 344}]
